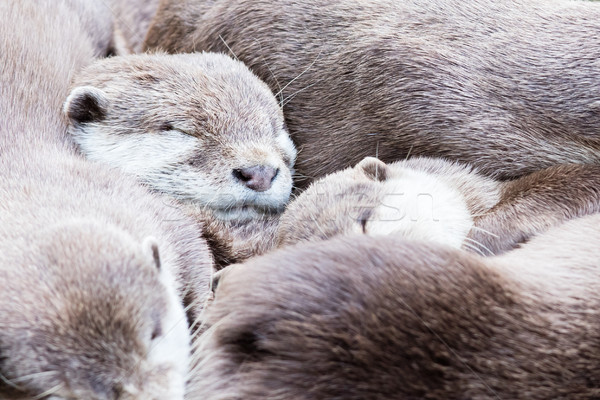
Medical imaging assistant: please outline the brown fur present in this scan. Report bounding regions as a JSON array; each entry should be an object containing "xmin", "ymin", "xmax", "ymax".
[
  {"xmin": 188, "ymin": 205, "xmax": 279, "ymax": 270},
  {"xmin": 471, "ymin": 164, "xmax": 600, "ymax": 254},
  {"xmin": 146, "ymin": 0, "xmax": 600, "ymax": 187},
  {"xmin": 0, "ymin": 1, "xmax": 213, "ymax": 398},
  {"xmin": 189, "ymin": 217, "xmax": 600, "ymax": 399}
]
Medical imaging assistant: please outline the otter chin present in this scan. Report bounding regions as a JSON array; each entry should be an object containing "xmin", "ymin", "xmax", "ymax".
[{"xmin": 64, "ymin": 52, "xmax": 296, "ymax": 221}]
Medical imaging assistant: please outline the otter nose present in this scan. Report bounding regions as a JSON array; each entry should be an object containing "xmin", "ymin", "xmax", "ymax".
[{"xmin": 233, "ymin": 165, "xmax": 279, "ymax": 192}]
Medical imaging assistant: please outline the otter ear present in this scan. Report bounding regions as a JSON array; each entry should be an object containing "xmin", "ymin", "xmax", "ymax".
[
  {"xmin": 63, "ymin": 86, "xmax": 108, "ymax": 125},
  {"xmin": 356, "ymin": 157, "xmax": 388, "ymax": 182},
  {"xmin": 143, "ymin": 237, "xmax": 161, "ymax": 271},
  {"xmin": 211, "ymin": 264, "xmax": 237, "ymax": 294}
]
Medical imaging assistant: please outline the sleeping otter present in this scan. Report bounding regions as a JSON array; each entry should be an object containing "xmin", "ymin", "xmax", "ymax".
[
  {"xmin": 190, "ymin": 215, "xmax": 600, "ymax": 399},
  {"xmin": 145, "ymin": 0, "xmax": 600, "ymax": 187},
  {"xmin": 64, "ymin": 52, "xmax": 296, "ymax": 222},
  {"xmin": 0, "ymin": 1, "xmax": 213, "ymax": 398}
]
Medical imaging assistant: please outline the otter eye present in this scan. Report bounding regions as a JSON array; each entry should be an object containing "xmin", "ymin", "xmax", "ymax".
[
  {"xmin": 151, "ymin": 322, "xmax": 162, "ymax": 341},
  {"xmin": 357, "ymin": 209, "xmax": 372, "ymax": 234},
  {"xmin": 158, "ymin": 122, "xmax": 174, "ymax": 131}
]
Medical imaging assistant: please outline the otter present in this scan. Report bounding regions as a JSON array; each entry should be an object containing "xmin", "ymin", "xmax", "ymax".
[
  {"xmin": 0, "ymin": 1, "xmax": 213, "ymax": 398},
  {"xmin": 276, "ymin": 157, "xmax": 600, "ymax": 256},
  {"xmin": 196, "ymin": 156, "xmax": 600, "ymax": 268},
  {"xmin": 190, "ymin": 155, "xmax": 491, "ymax": 268},
  {"xmin": 189, "ymin": 216, "xmax": 600, "ymax": 399},
  {"xmin": 145, "ymin": 0, "xmax": 600, "ymax": 187},
  {"xmin": 277, "ymin": 156, "xmax": 499, "ymax": 251},
  {"xmin": 64, "ymin": 52, "xmax": 296, "ymax": 222}
]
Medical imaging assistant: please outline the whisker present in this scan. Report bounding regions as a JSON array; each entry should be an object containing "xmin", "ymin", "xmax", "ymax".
[
  {"xmin": 275, "ymin": 49, "xmax": 323, "ymax": 97},
  {"xmin": 0, "ymin": 372, "xmax": 25, "ymax": 391},
  {"xmin": 10, "ymin": 371, "xmax": 58, "ymax": 384},
  {"xmin": 469, "ymin": 225, "xmax": 499, "ymax": 238},
  {"xmin": 253, "ymin": 39, "xmax": 284, "ymax": 107},
  {"xmin": 219, "ymin": 35, "xmax": 239, "ymax": 61},
  {"xmin": 405, "ymin": 145, "xmax": 414, "ymax": 161},
  {"xmin": 282, "ymin": 81, "xmax": 321, "ymax": 107},
  {"xmin": 462, "ymin": 242, "xmax": 486, "ymax": 257},
  {"xmin": 463, "ymin": 236, "xmax": 494, "ymax": 256},
  {"xmin": 31, "ymin": 382, "xmax": 64, "ymax": 400}
]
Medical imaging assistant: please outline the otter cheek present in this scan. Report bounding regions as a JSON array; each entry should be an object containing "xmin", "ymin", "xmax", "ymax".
[{"xmin": 276, "ymin": 131, "xmax": 297, "ymax": 168}]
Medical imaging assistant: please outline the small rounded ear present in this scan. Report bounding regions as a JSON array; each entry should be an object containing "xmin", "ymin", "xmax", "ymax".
[
  {"xmin": 63, "ymin": 86, "xmax": 108, "ymax": 125},
  {"xmin": 356, "ymin": 157, "xmax": 389, "ymax": 182},
  {"xmin": 142, "ymin": 236, "xmax": 161, "ymax": 271},
  {"xmin": 211, "ymin": 265, "xmax": 236, "ymax": 294}
]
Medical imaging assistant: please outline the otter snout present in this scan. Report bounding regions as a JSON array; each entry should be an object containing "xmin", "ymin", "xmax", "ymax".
[{"xmin": 233, "ymin": 165, "xmax": 279, "ymax": 192}]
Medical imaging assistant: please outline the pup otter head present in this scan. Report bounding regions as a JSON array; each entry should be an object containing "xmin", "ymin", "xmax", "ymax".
[
  {"xmin": 277, "ymin": 156, "xmax": 474, "ymax": 248},
  {"xmin": 64, "ymin": 52, "xmax": 296, "ymax": 221},
  {"xmin": 0, "ymin": 222, "xmax": 190, "ymax": 399}
]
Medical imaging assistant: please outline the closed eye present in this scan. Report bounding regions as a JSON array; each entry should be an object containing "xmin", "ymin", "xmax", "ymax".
[
  {"xmin": 151, "ymin": 322, "xmax": 163, "ymax": 341},
  {"xmin": 158, "ymin": 122, "xmax": 174, "ymax": 131},
  {"xmin": 357, "ymin": 209, "xmax": 372, "ymax": 234}
]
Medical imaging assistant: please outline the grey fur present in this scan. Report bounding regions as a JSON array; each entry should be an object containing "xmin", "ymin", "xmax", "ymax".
[
  {"xmin": 146, "ymin": 0, "xmax": 600, "ymax": 187},
  {"xmin": 189, "ymin": 218, "xmax": 600, "ymax": 399},
  {"xmin": 64, "ymin": 52, "xmax": 296, "ymax": 222},
  {"xmin": 0, "ymin": 1, "xmax": 213, "ymax": 398}
]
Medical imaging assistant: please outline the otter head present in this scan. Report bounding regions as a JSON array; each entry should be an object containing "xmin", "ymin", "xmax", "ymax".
[
  {"xmin": 277, "ymin": 157, "xmax": 473, "ymax": 248},
  {"xmin": 64, "ymin": 52, "xmax": 296, "ymax": 221},
  {"xmin": 0, "ymin": 222, "xmax": 190, "ymax": 399}
]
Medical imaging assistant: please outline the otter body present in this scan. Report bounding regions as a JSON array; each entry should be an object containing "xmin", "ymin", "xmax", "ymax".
[
  {"xmin": 276, "ymin": 157, "xmax": 600, "ymax": 256},
  {"xmin": 0, "ymin": 1, "xmax": 213, "ymax": 398},
  {"xmin": 146, "ymin": 0, "xmax": 600, "ymax": 186},
  {"xmin": 191, "ymin": 218, "xmax": 600, "ymax": 399}
]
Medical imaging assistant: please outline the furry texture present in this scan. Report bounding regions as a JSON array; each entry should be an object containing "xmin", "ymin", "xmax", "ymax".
[
  {"xmin": 108, "ymin": 0, "xmax": 161, "ymax": 53},
  {"xmin": 276, "ymin": 157, "xmax": 600, "ymax": 257},
  {"xmin": 471, "ymin": 164, "xmax": 600, "ymax": 254},
  {"xmin": 188, "ymin": 205, "xmax": 279, "ymax": 270},
  {"xmin": 146, "ymin": 0, "xmax": 600, "ymax": 187},
  {"xmin": 197, "ymin": 156, "xmax": 600, "ymax": 266},
  {"xmin": 277, "ymin": 156, "xmax": 500, "ymax": 250},
  {"xmin": 189, "ymin": 221, "xmax": 600, "ymax": 399},
  {"xmin": 0, "ymin": 1, "xmax": 213, "ymax": 398},
  {"xmin": 192, "ymin": 156, "xmax": 499, "ymax": 267},
  {"xmin": 65, "ymin": 52, "xmax": 296, "ymax": 222}
]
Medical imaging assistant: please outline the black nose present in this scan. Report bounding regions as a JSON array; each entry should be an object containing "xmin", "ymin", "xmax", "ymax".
[{"xmin": 233, "ymin": 165, "xmax": 279, "ymax": 192}]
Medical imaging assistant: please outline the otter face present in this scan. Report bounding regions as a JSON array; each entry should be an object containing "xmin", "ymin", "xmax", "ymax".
[
  {"xmin": 277, "ymin": 157, "xmax": 473, "ymax": 248},
  {"xmin": 64, "ymin": 52, "xmax": 296, "ymax": 221},
  {"xmin": 0, "ymin": 223, "xmax": 190, "ymax": 400}
]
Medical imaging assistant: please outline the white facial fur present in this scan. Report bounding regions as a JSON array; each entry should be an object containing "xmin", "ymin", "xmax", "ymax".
[
  {"xmin": 70, "ymin": 124, "xmax": 293, "ymax": 221},
  {"xmin": 145, "ymin": 255, "xmax": 190, "ymax": 399},
  {"xmin": 276, "ymin": 130, "xmax": 297, "ymax": 167},
  {"xmin": 72, "ymin": 124, "xmax": 199, "ymax": 177},
  {"xmin": 360, "ymin": 168, "xmax": 473, "ymax": 249}
]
